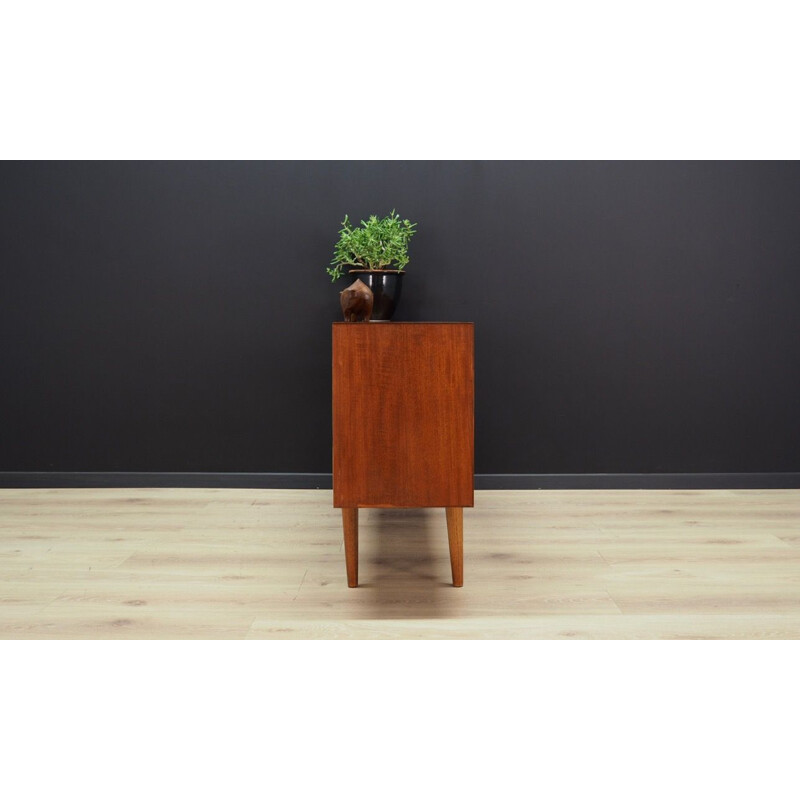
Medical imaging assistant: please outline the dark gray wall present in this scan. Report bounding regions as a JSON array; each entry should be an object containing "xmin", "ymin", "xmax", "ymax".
[{"xmin": 1, "ymin": 161, "xmax": 799, "ymax": 477}]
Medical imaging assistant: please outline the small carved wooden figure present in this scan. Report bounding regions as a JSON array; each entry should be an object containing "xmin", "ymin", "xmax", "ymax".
[{"xmin": 340, "ymin": 278, "xmax": 373, "ymax": 322}]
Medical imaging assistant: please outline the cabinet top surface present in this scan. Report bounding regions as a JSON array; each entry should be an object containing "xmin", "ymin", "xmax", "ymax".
[{"xmin": 332, "ymin": 321, "xmax": 474, "ymax": 325}]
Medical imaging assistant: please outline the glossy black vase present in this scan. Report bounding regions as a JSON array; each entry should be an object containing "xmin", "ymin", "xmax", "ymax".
[{"xmin": 348, "ymin": 270, "xmax": 404, "ymax": 320}]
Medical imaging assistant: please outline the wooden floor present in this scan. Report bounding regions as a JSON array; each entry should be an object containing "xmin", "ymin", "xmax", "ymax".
[{"xmin": 0, "ymin": 488, "xmax": 798, "ymax": 639}]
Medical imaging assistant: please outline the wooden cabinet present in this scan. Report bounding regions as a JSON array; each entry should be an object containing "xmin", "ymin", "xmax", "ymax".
[{"xmin": 332, "ymin": 322, "xmax": 474, "ymax": 587}]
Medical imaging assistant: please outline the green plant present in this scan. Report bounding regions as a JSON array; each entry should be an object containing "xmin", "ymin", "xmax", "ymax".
[{"xmin": 327, "ymin": 210, "xmax": 417, "ymax": 281}]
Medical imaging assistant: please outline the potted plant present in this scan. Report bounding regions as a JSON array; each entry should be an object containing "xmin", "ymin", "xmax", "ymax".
[{"xmin": 327, "ymin": 210, "xmax": 417, "ymax": 320}]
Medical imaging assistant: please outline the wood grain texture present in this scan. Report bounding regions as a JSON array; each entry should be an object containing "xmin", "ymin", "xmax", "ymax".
[
  {"xmin": 1, "ymin": 487, "xmax": 799, "ymax": 639},
  {"xmin": 332, "ymin": 323, "xmax": 474, "ymax": 508},
  {"xmin": 446, "ymin": 507, "xmax": 464, "ymax": 587}
]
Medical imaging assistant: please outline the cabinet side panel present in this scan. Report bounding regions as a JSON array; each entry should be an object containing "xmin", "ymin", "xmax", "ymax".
[{"xmin": 333, "ymin": 324, "xmax": 474, "ymax": 508}]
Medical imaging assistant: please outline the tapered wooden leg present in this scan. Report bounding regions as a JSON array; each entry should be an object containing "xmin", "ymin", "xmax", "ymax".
[
  {"xmin": 445, "ymin": 507, "xmax": 463, "ymax": 587},
  {"xmin": 342, "ymin": 508, "xmax": 358, "ymax": 588}
]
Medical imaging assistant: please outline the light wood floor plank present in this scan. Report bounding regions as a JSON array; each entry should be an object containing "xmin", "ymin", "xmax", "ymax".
[
  {"xmin": 0, "ymin": 488, "xmax": 798, "ymax": 639},
  {"xmin": 246, "ymin": 614, "xmax": 800, "ymax": 640}
]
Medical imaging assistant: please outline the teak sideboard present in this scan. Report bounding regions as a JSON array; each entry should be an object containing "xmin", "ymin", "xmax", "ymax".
[{"xmin": 332, "ymin": 322, "xmax": 474, "ymax": 587}]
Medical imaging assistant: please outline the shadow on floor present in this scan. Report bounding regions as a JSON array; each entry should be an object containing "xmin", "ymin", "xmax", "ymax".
[{"xmin": 351, "ymin": 508, "xmax": 462, "ymax": 620}]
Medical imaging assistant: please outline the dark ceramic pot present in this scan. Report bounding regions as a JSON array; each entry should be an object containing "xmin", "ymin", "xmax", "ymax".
[{"xmin": 348, "ymin": 270, "xmax": 404, "ymax": 321}]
